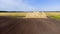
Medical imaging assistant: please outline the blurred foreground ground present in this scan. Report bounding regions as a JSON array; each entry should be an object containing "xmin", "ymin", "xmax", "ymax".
[{"xmin": 0, "ymin": 16, "xmax": 60, "ymax": 34}]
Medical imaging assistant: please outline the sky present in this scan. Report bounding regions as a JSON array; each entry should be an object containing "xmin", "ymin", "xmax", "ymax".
[{"xmin": 0, "ymin": 0, "xmax": 60, "ymax": 11}]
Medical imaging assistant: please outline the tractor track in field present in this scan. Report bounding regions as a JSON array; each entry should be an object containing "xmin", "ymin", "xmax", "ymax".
[{"xmin": 0, "ymin": 16, "xmax": 60, "ymax": 34}]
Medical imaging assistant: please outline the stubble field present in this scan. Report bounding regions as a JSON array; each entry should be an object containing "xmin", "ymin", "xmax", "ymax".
[{"xmin": 0, "ymin": 12, "xmax": 60, "ymax": 19}]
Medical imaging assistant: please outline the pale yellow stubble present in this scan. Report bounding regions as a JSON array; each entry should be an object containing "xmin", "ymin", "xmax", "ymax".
[{"xmin": 25, "ymin": 11, "xmax": 47, "ymax": 18}]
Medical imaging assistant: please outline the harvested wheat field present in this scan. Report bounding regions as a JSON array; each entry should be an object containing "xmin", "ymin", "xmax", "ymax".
[
  {"xmin": 0, "ymin": 16, "xmax": 60, "ymax": 34},
  {"xmin": 25, "ymin": 12, "xmax": 47, "ymax": 18}
]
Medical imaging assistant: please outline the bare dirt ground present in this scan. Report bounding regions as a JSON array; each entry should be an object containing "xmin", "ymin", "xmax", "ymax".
[{"xmin": 0, "ymin": 16, "xmax": 60, "ymax": 34}]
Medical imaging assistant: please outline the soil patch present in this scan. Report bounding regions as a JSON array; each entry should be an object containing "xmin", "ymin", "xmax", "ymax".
[{"xmin": 0, "ymin": 16, "xmax": 60, "ymax": 34}]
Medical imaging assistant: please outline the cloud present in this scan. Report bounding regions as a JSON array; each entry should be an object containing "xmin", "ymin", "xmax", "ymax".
[
  {"xmin": 0, "ymin": 0, "xmax": 35, "ymax": 11},
  {"xmin": 0, "ymin": 0, "xmax": 60, "ymax": 11}
]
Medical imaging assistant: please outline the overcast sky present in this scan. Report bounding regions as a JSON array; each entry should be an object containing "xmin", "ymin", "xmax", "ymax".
[{"xmin": 0, "ymin": 0, "xmax": 60, "ymax": 11}]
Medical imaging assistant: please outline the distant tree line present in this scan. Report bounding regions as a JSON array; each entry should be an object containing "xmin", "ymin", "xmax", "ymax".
[
  {"xmin": 0, "ymin": 11, "xmax": 8, "ymax": 12},
  {"xmin": 0, "ymin": 11, "xmax": 60, "ymax": 12},
  {"xmin": 0, "ymin": 11, "xmax": 25, "ymax": 13}
]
